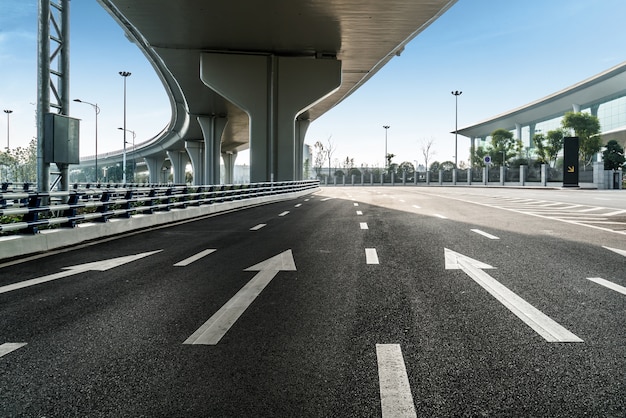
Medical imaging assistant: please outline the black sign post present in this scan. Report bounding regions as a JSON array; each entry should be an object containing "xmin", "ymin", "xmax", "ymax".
[{"xmin": 563, "ymin": 136, "xmax": 579, "ymax": 187}]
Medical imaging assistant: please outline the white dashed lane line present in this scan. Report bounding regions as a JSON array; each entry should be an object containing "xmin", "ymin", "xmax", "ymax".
[
  {"xmin": 586, "ymin": 277, "xmax": 626, "ymax": 295},
  {"xmin": 250, "ymin": 224, "xmax": 266, "ymax": 231},
  {"xmin": 360, "ymin": 222, "xmax": 369, "ymax": 230},
  {"xmin": 174, "ymin": 249, "xmax": 217, "ymax": 267},
  {"xmin": 0, "ymin": 343, "xmax": 27, "ymax": 358},
  {"xmin": 278, "ymin": 211, "xmax": 290, "ymax": 217},
  {"xmin": 376, "ymin": 344, "xmax": 417, "ymax": 418},
  {"xmin": 366, "ymin": 248, "xmax": 380, "ymax": 264},
  {"xmin": 471, "ymin": 229, "xmax": 500, "ymax": 240},
  {"xmin": 356, "ymin": 211, "xmax": 363, "ymax": 216}
]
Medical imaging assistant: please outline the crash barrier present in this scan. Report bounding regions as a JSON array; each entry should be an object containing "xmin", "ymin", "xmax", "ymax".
[{"xmin": 0, "ymin": 180, "xmax": 319, "ymax": 235}]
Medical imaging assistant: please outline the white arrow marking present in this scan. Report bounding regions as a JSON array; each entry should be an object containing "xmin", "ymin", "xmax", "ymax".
[
  {"xmin": 603, "ymin": 246, "xmax": 626, "ymax": 258},
  {"xmin": 184, "ymin": 249, "xmax": 296, "ymax": 345},
  {"xmin": 587, "ymin": 277, "xmax": 626, "ymax": 296},
  {"xmin": 376, "ymin": 344, "xmax": 417, "ymax": 418},
  {"xmin": 0, "ymin": 250, "xmax": 162, "ymax": 295},
  {"xmin": 174, "ymin": 249, "xmax": 216, "ymax": 267},
  {"xmin": 0, "ymin": 343, "xmax": 27, "ymax": 358},
  {"xmin": 444, "ymin": 248, "xmax": 583, "ymax": 343}
]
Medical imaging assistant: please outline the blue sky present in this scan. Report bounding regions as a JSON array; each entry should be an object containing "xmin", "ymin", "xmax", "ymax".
[{"xmin": 1, "ymin": 0, "xmax": 626, "ymax": 169}]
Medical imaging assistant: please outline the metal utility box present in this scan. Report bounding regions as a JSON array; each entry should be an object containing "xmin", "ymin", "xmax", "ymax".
[{"xmin": 44, "ymin": 113, "xmax": 80, "ymax": 164}]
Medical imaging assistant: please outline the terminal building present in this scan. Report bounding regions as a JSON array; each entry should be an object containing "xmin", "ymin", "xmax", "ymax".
[{"xmin": 457, "ymin": 61, "xmax": 626, "ymax": 156}]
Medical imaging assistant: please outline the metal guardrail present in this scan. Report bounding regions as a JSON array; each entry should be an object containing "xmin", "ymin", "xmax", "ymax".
[{"xmin": 0, "ymin": 180, "xmax": 319, "ymax": 235}]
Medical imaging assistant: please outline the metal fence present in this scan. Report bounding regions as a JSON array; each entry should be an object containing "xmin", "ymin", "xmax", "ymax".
[{"xmin": 0, "ymin": 180, "xmax": 319, "ymax": 235}]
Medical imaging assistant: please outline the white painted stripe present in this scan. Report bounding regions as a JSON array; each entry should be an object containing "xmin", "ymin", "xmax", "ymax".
[
  {"xmin": 356, "ymin": 210, "xmax": 363, "ymax": 216},
  {"xmin": 321, "ymin": 197, "xmax": 333, "ymax": 201},
  {"xmin": 304, "ymin": 199, "xmax": 310, "ymax": 202},
  {"xmin": 250, "ymin": 224, "xmax": 266, "ymax": 231},
  {"xmin": 412, "ymin": 205, "xmax": 421, "ymax": 209},
  {"xmin": 360, "ymin": 222, "xmax": 369, "ymax": 230},
  {"xmin": 603, "ymin": 209, "xmax": 626, "ymax": 216},
  {"xmin": 457, "ymin": 257, "xmax": 583, "ymax": 342},
  {"xmin": 604, "ymin": 246, "xmax": 626, "ymax": 258},
  {"xmin": 376, "ymin": 344, "xmax": 417, "ymax": 418},
  {"xmin": 184, "ymin": 269, "xmax": 278, "ymax": 345},
  {"xmin": 294, "ymin": 203, "xmax": 302, "ymax": 208},
  {"xmin": 471, "ymin": 229, "xmax": 500, "ymax": 240},
  {"xmin": 174, "ymin": 249, "xmax": 216, "ymax": 267},
  {"xmin": 587, "ymin": 277, "xmax": 626, "ymax": 295},
  {"xmin": 354, "ymin": 202, "xmax": 359, "ymax": 206},
  {"xmin": 278, "ymin": 211, "xmax": 290, "ymax": 217},
  {"xmin": 434, "ymin": 214, "xmax": 448, "ymax": 219},
  {"xmin": 0, "ymin": 343, "xmax": 27, "ymax": 358},
  {"xmin": 366, "ymin": 248, "xmax": 379, "ymax": 264},
  {"xmin": 577, "ymin": 207, "xmax": 604, "ymax": 212}
]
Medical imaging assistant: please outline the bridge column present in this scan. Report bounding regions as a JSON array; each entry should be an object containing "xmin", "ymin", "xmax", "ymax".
[
  {"xmin": 200, "ymin": 53, "xmax": 341, "ymax": 182},
  {"xmin": 197, "ymin": 115, "xmax": 227, "ymax": 185},
  {"xmin": 295, "ymin": 118, "xmax": 311, "ymax": 180},
  {"xmin": 167, "ymin": 150, "xmax": 187, "ymax": 184},
  {"xmin": 144, "ymin": 156, "xmax": 162, "ymax": 184},
  {"xmin": 185, "ymin": 141, "xmax": 203, "ymax": 185},
  {"xmin": 221, "ymin": 151, "xmax": 237, "ymax": 184}
]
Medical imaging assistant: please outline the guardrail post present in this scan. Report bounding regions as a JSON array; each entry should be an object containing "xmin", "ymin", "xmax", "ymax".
[
  {"xmin": 122, "ymin": 190, "xmax": 133, "ymax": 218},
  {"xmin": 145, "ymin": 189, "xmax": 156, "ymax": 213},
  {"xmin": 24, "ymin": 194, "xmax": 42, "ymax": 234},
  {"xmin": 97, "ymin": 191, "xmax": 111, "ymax": 222},
  {"xmin": 62, "ymin": 193, "xmax": 80, "ymax": 228}
]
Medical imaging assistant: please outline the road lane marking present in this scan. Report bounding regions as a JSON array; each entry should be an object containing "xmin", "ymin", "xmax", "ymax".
[
  {"xmin": 471, "ymin": 229, "xmax": 500, "ymax": 240},
  {"xmin": 412, "ymin": 205, "xmax": 421, "ymax": 209},
  {"xmin": 184, "ymin": 250, "xmax": 296, "ymax": 345},
  {"xmin": 445, "ymin": 248, "xmax": 583, "ymax": 343},
  {"xmin": 366, "ymin": 248, "xmax": 379, "ymax": 264},
  {"xmin": 376, "ymin": 344, "xmax": 417, "ymax": 418},
  {"xmin": 434, "ymin": 214, "xmax": 448, "ymax": 219},
  {"xmin": 354, "ymin": 202, "xmax": 359, "ymax": 206},
  {"xmin": 0, "ymin": 251, "xmax": 162, "ymax": 295},
  {"xmin": 604, "ymin": 246, "xmax": 626, "ymax": 258},
  {"xmin": 294, "ymin": 203, "xmax": 302, "ymax": 208},
  {"xmin": 0, "ymin": 343, "xmax": 27, "ymax": 358},
  {"xmin": 321, "ymin": 197, "xmax": 333, "ymax": 201},
  {"xmin": 250, "ymin": 224, "xmax": 266, "ymax": 231},
  {"xmin": 586, "ymin": 277, "xmax": 626, "ymax": 295},
  {"xmin": 174, "ymin": 249, "xmax": 217, "ymax": 267},
  {"xmin": 278, "ymin": 211, "xmax": 290, "ymax": 217},
  {"xmin": 356, "ymin": 210, "xmax": 363, "ymax": 215},
  {"xmin": 360, "ymin": 222, "xmax": 369, "ymax": 230}
]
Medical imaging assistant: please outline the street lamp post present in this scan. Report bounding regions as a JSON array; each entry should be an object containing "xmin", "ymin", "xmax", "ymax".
[
  {"xmin": 451, "ymin": 91, "xmax": 462, "ymax": 168},
  {"xmin": 119, "ymin": 71, "xmax": 132, "ymax": 184},
  {"xmin": 383, "ymin": 125, "xmax": 390, "ymax": 171},
  {"xmin": 73, "ymin": 99, "xmax": 100, "ymax": 182},
  {"xmin": 3, "ymin": 109, "xmax": 13, "ymax": 151},
  {"xmin": 118, "ymin": 127, "xmax": 136, "ymax": 182}
]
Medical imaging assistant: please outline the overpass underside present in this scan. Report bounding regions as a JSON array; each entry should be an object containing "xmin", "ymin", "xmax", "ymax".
[{"xmin": 97, "ymin": 0, "xmax": 457, "ymax": 184}]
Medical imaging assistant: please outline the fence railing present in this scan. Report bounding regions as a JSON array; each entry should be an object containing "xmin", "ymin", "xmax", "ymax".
[{"xmin": 0, "ymin": 180, "xmax": 319, "ymax": 235}]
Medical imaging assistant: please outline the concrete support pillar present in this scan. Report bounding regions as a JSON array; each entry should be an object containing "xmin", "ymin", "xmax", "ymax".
[
  {"xmin": 572, "ymin": 104, "xmax": 581, "ymax": 112},
  {"xmin": 167, "ymin": 150, "xmax": 187, "ymax": 185},
  {"xmin": 185, "ymin": 141, "xmax": 204, "ymax": 185},
  {"xmin": 483, "ymin": 167, "xmax": 488, "ymax": 185},
  {"xmin": 221, "ymin": 151, "xmax": 238, "ymax": 184},
  {"xmin": 520, "ymin": 165, "xmax": 527, "ymax": 186},
  {"xmin": 200, "ymin": 53, "xmax": 341, "ymax": 182},
  {"xmin": 541, "ymin": 164, "xmax": 548, "ymax": 186},
  {"xmin": 515, "ymin": 123, "xmax": 522, "ymax": 144},
  {"xmin": 467, "ymin": 168, "xmax": 472, "ymax": 185},
  {"xmin": 500, "ymin": 166, "xmax": 505, "ymax": 185},
  {"xmin": 452, "ymin": 169, "xmax": 457, "ymax": 185},
  {"xmin": 197, "ymin": 115, "xmax": 228, "ymax": 185},
  {"xmin": 144, "ymin": 156, "xmax": 162, "ymax": 184},
  {"xmin": 295, "ymin": 118, "xmax": 311, "ymax": 180}
]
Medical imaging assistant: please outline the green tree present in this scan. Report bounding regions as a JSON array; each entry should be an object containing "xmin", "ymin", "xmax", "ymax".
[
  {"xmin": 489, "ymin": 128, "xmax": 520, "ymax": 166},
  {"xmin": 471, "ymin": 146, "xmax": 489, "ymax": 167},
  {"xmin": 398, "ymin": 161, "xmax": 415, "ymax": 178},
  {"xmin": 561, "ymin": 111, "xmax": 602, "ymax": 166},
  {"xmin": 533, "ymin": 129, "xmax": 565, "ymax": 167},
  {"xmin": 603, "ymin": 140, "xmax": 625, "ymax": 170}
]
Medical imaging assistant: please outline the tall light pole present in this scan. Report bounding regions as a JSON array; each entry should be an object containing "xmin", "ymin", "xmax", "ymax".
[
  {"xmin": 383, "ymin": 125, "xmax": 390, "ymax": 171},
  {"xmin": 119, "ymin": 71, "xmax": 131, "ymax": 184},
  {"xmin": 73, "ymin": 99, "xmax": 100, "ymax": 182},
  {"xmin": 451, "ymin": 90, "xmax": 462, "ymax": 168},
  {"xmin": 3, "ymin": 109, "xmax": 12, "ymax": 151},
  {"xmin": 118, "ymin": 127, "xmax": 136, "ymax": 182}
]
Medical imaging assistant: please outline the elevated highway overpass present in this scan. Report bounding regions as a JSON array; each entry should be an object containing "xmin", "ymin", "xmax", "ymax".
[{"xmin": 86, "ymin": 0, "xmax": 457, "ymax": 183}]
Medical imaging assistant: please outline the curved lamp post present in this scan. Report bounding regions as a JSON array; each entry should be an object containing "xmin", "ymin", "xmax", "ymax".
[
  {"xmin": 73, "ymin": 99, "xmax": 100, "ymax": 182},
  {"xmin": 119, "ymin": 71, "xmax": 132, "ymax": 184}
]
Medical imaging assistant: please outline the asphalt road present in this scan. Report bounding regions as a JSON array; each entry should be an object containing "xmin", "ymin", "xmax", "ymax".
[{"xmin": 1, "ymin": 187, "xmax": 624, "ymax": 417}]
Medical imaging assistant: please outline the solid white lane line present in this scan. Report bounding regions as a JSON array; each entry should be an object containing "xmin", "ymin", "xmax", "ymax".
[
  {"xmin": 360, "ymin": 222, "xmax": 369, "ymax": 230},
  {"xmin": 295, "ymin": 203, "xmax": 302, "ymax": 208},
  {"xmin": 0, "ymin": 343, "xmax": 27, "ymax": 358},
  {"xmin": 471, "ymin": 229, "xmax": 500, "ymax": 240},
  {"xmin": 356, "ymin": 210, "xmax": 363, "ymax": 216},
  {"xmin": 278, "ymin": 211, "xmax": 290, "ymax": 217},
  {"xmin": 366, "ymin": 248, "xmax": 379, "ymax": 264},
  {"xmin": 587, "ymin": 277, "xmax": 626, "ymax": 295},
  {"xmin": 376, "ymin": 344, "xmax": 417, "ymax": 418},
  {"xmin": 174, "ymin": 249, "xmax": 217, "ymax": 267},
  {"xmin": 604, "ymin": 246, "xmax": 626, "ymax": 257},
  {"xmin": 250, "ymin": 224, "xmax": 266, "ymax": 231},
  {"xmin": 434, "ymin": 214, "xmax": 448, "ymax": 219}
]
